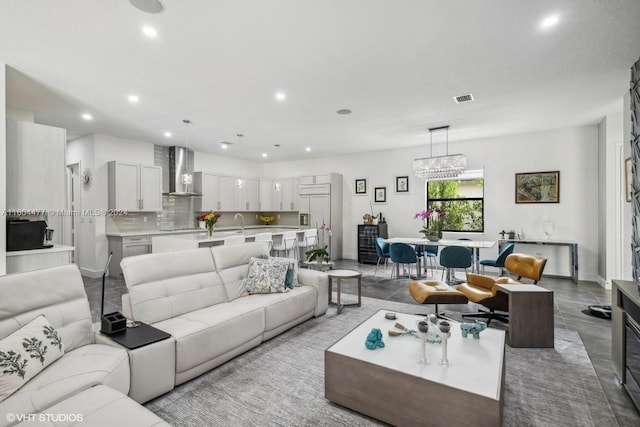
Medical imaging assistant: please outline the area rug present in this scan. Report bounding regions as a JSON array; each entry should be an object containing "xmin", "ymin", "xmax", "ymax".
[{"xmin": 145, "ymin": 296, "xmax": 618, "ymax": 427}]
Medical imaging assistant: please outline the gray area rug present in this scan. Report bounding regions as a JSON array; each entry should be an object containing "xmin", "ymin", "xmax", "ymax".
[{"xmin": 145, "ymin": 296, "xmax": 618, "ymax": 427}]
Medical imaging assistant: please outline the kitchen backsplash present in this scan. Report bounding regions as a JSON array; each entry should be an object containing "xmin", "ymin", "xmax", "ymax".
[
  {"xmin": 159, "ymin": 195, "xmax": 196, "ymax": 230},
  {"xmin": 106, "ymin": 212, "xmax": 161, "ymax": 233}
]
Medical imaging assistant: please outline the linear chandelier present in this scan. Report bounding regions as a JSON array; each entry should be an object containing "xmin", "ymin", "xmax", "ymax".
[{"xmin": 413, "ymin": 125, "xmax": 466, "ymax": 180}]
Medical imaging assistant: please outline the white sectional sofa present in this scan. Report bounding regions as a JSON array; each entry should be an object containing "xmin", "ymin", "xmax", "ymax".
[
  {"xmin": 120, "ymin": 241, "xmax": 329, "ymax": 387},
  {"xmin": 0, "ymin": 265, "xmax": 169, "ymax": 427}
]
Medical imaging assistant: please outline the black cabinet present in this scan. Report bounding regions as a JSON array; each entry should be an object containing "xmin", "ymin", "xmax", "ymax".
[{"xmin": 358, "ymin": 224, "xmax": 388, "ymax": 264}]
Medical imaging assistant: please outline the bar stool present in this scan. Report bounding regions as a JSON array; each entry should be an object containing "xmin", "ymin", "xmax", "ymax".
[
  {"xmin": 272, "ymin": 230, "xmax": 298, "ymax": 259},
  {"xmin": 297, "ymin": 228, "xmax": 318, "ymax": 259},
  {"xmin": 254, "ymin": 232, "xmax": 273, "ymax": 253}
]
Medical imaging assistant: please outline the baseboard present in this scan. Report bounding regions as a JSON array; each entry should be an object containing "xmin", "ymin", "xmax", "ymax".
[{"xmin": 80, "ymin": 267, "xmax": 102, "ymax": 279}]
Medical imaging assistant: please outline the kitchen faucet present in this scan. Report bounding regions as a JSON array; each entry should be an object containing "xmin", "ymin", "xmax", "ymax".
[{"xmin": 234, "ymin": 213, "xmax": 245, "ymax": 234}]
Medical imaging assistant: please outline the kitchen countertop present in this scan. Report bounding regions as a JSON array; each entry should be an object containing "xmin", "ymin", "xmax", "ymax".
[
  {"xmin": 161, "ymin": 227, "xmax": 305, "ymax": 242},
  {"xmin": 106, "ymin": 225, "xmax": 300, "ymax": 237},
  {"xmin": 6, "ymin": 244, "xmax": 75, "ymax": 256}
]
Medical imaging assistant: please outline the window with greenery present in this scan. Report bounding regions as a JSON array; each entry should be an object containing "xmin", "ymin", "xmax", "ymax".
[{"xmin": 426, "ymin": 178, "xmax": 484, "ymax": 232}]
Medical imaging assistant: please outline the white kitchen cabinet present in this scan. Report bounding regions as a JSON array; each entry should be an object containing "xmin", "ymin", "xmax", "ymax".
[
  {"xmin": 218, "ymin": 175, "xmax": 236, "ymax": 211},
  {"xmin": 6, "ymin": 120, "xmax": 66, "ymax": 211},
  {"xmin": 270, "ymin": 177, "xmax": 299, "ymax": 211},
  {"xmin": 108, "ymin": 162, "xmax": 162, "ymax": 212},
  {"xmin": 299, "ymin": 174, "xmax": 330, "ymax": 185},
  {"xmin": 233, "ymin": 177, "xmax": 260, "ymax": 211},
  {"xmin": 194, "ymin": 172, "xmax": 219, "ymax": 211},
  {"xmin": 259, "ymin": 179, "xmax": 272, "ymax": 211}
]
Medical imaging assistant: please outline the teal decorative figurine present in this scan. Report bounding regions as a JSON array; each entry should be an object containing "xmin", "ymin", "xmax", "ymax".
[
  {"xmin": 460, "ymin": 321, "xmax": 487, "ymax": 339},
  {"xmin": 365, "ymin": 328, "xmax": 385, "ymax": 350}
]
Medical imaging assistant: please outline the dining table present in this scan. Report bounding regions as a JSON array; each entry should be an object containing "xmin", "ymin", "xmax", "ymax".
[{"xmin": 383, "ymin": 237, "xmax": 496, "ymax": 279}]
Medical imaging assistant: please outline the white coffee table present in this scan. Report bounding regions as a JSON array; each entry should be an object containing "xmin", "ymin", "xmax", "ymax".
[
  {"xmin": 327, "ymin": 269, "xmax": 362, "ymax": 314},
  {"xmin": 325, "ymin": 310, "xmax": 505, "ymax": 426}
]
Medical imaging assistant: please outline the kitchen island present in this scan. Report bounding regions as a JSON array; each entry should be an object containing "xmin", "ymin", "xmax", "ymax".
[{"xmin": 152, "ymin": 227, "xmax": 306, "ymax": 253}]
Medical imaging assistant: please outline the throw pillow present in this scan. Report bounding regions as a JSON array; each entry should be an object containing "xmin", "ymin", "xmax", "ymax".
[
  {"xmin": 245, "ymin": 258, "xmax": 289, "ymax": 294},
  {"xmin": 268, "ymin": 257, "xmax": 300, "ymax": 287},
  {"xmin": 0, "ymin": 315, "xmax": 65, "ymax": 402},
  {"xmin": 284, "ymin": 265, "xmax": 294, "ymax": 290}
]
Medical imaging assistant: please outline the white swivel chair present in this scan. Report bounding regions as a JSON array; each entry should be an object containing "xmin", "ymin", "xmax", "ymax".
[
  {"xmin": 224, "ymin": 235, "xmax": 246, "ymax": 246},
  {"xmin": 254, "ymin": 232, "xmax": 273, "ymax": 253},
  {"xmin": 272, "ymin": 230, "xmax": 298, "ymax": 259},
  {"xmin": 297, "ymin": 228, "xmax": 318, "ymax": 260}
]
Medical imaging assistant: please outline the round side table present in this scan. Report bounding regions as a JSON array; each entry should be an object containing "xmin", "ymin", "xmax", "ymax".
[{"xmin": 327, "ymin": 269, "xmax": 362, "ymax": 314}]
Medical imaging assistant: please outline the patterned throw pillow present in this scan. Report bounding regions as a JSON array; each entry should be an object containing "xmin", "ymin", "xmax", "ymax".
[
  {"xmin": 0, "ymin": 315, "xmax": 65, "ymax": 402},
  {"xmin": 245, "ymin": 258, "xmax": 289, "ymax": 294},
  {"xmin": 268, "ymin": 257, "xmax": 300, "ymax": 287}
]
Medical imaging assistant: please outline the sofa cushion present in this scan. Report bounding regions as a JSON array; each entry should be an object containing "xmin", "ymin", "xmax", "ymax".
[
  {"xmin": 230, "ymin": 286, "xmax": 317, "ymax": 332},
  {"xmin": 245, "ymin": 258, "xmax": 288, "ymax": 294},
  {"xmin": 270, "ymin": 256, "xmax": 300, "ymax": 287},
  {"xmin": 211, "ymin": 242, "xmax": 271, "ymax": 301},
  {"xmin": 12, "ymin": 385, "xmax": 170, "ymax": 427},
  {"xmin": 0, "ymin": 344, "xmax": 129, "ymax": 426},
  {"xmin": 0, "ymin": 265, "xmax": 94, "ymax": 353},
  {"xmin": 0, "ymin": 316, "xmax": 65, "ymax": 402},
  {"xmin": 152, "ymin": 303, "xmax": 265, "ymax": 374},
  {"xmin": 121, "ymin": 249, "xmax": 227, "ymax": 324}
]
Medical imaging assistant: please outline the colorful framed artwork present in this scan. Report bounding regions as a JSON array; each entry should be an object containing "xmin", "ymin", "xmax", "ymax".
[
  {"xmin": 355, "ymin": 178, "xmax": 367, "ymax": 195},
  {"xmin": 395, "ymin": 176, "xmax": 409, "ymax": 193},
  {"xmin": 515, "ymin": 171, "xmax": 560, "ymax": 204},
  {"xmin": 374, "ymin": 186, "xmax": 387, "ymax": 203}
]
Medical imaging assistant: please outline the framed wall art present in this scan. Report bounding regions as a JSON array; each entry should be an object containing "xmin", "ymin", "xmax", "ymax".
[
  {"xmin": 355, "ymin": 178, "xmax": 367, "ymax": 195},
  {"xmin": 395, "ymin": 175, "xmax": 409, "ymax": 193},
  {"xmin": 515, "ymin": 171, "xmax": 560, "ymax": 204},
  {"xmin": 374, "ymin": 186, "xmax": 387, "ymax": 203}
]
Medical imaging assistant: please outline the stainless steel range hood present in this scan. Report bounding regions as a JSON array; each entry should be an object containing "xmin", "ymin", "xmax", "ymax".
[{"xmin": 155, "ymin": 145, "xmax": 201, "ymax": 195}]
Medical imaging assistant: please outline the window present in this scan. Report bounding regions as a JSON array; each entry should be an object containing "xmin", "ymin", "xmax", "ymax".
[{"xmin": 426, "ymin": 175, "xmax": 484, "ymax": 232}]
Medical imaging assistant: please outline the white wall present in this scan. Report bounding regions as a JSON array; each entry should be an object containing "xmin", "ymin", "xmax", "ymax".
[
  {"xmin": 265, "ymin": 125, "xmax": 600, "ymax": 282},
  {"xmin": 0, "ymin": 65, "xmax": 6, "ymax": 275}
]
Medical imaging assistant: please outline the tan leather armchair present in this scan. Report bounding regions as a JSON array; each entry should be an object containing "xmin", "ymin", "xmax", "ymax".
[{"xmin": 457, "ymin": 253, "xmax": 547, "ymax": 325}]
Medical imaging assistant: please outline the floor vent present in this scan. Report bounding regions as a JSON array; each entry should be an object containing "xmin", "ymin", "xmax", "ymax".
[{"xmin": 453, "ymin": 93, "xmax": 475, "ymax": 103}]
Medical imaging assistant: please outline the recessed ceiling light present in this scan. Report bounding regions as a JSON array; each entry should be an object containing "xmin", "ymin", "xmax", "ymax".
[
  {"xmin": 262, "ymin": 153, "xmax": 268, "ymax": 158},
  {"xmin": 337, "ymin": 109, "xmax": 352, "ymax": 115},
  {"xmin": 305, "ymin": 147, "xmax": 311, "ymax": 152},
  {"xmin": 81, "ymin": 113, "xmax": 93, "ymax": 121},
  {"xmin": 540, "ymin": 15, "xmax": 559, "ymax": 28},
  {"xmin": 221, "ymin": 142, "xmax": 228, "ymax": 149},
  {"xmin": 164, "ymin": 131, "xmax": 172, "ymax": 138},
  {"xmin": 142, "ymin": 26, "xmax": 158, "ymax": 38},
  {"xmin": 275, "ymin": 92, "xmax": 286, "ymax": 101},
  {"xmin": 128, "ymin": 95, "xmax": 140, "ymax": 103}
]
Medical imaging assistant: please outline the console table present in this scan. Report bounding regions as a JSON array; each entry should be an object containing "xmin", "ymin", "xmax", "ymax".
[{"xmin": 499, "ymin": 239, "xmax": 578, "ymax": 284}]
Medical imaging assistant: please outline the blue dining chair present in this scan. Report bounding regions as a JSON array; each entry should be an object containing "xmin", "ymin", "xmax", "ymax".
[
  {"xmin": 480, "ymin": 243, "xmax": 515, "ymax": 275},
  {"xmin": 389, "ymin": 243, "xmax": 418, "ymax": 279},
  {"xmin": 439, "ymin": 246, "xmax": 472, "ymax": 284},
  {"xmin": 374, "ymin": 237, "xmax": 391, "ymax": 278}
]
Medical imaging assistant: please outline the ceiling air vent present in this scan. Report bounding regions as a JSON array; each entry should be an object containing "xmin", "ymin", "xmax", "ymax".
[{"xmin": 453, "ymin": 93, "xmax": 475, "ymax": 104}]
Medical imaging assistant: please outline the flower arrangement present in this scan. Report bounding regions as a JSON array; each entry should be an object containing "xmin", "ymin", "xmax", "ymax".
[
  {"xmin": 305, "ymin": 223, "xmax": 332, "ymax": 263},
  {"xmin": 415, "ymin": 208, "xmax": 445, "ymax": 240},
  {"xmin": 198, "ymin": 211, "xmax": 222, "ymax": 236}
]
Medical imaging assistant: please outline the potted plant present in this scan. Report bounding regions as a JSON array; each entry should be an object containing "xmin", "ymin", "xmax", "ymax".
[
  {"xmin": 415, "ymin": 208, "xmax": 445, "ymax": 241},
  {"xmin": 305, "ymin": 245, "xmax": 330, "ymax": 263}
]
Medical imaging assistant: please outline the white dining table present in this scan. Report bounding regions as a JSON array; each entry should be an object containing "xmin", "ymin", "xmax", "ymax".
[{"xmin": 383, "ymin": 237, "xmax": 496, "ymax": 278}]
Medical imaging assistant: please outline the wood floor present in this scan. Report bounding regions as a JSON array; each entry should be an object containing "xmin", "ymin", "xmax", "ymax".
[{"xmin": 82, "ymin": 259, "xmax": 640, "ymax": 427}]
